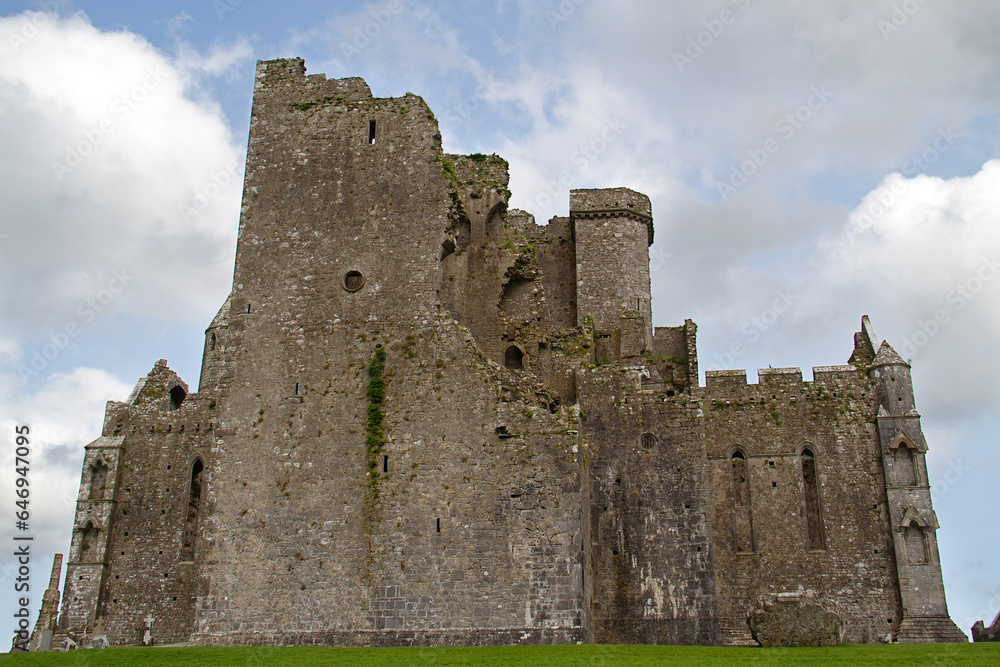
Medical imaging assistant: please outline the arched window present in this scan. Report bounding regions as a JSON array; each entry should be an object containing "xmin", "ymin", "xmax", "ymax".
[
  {"xmin": 904, "ymin": 520, "xmax": 927, "ymax": 564},
  {"xmin": 170, "ymin": 386, "xmax": 186, "ymax": 411},
  {"xmin": 893, "ymin": 443, "xmax": 917, "ymax": 487},
  {"xmin": 88, "ymin": 459, "xmax": 108, "ymax": 500},
  {"xmin": 78, "ymin": 521, "xmax": 99, "ymax": 562},
  {"xmin": 504, "ymin": 345, "xmax": 523, "ymax": 370},
  {"xmin": 731, "ymin": 451, "xmax": 753, "ymax": 552},
  {"xmin": 180, "ymin": 459, "xmax": 204, "ymax": 562},
  {"xmin": 800, "ymin": 448, "xmax": 825, "ymax": 550}
]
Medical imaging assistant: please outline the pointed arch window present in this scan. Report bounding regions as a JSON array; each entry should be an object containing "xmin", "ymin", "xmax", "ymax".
[
  {"xmin": 180, "ymin": 459, "xmax": 204, "ymax": 562},
  {"xmin": 88, "ymin": 459, "xmax": 109, "ymax": 500},
  {"xmin": 800, "ymin": 448, "xmax": 826, "ymax": 550},
  {"xmin": 78, "ymin": 521, "xmax": 100, "ymax": 562},
  {"xmin": 893, "ymin": 441, "xmax": 918, "ymax": 487},
  {"xmin": 904, "ymin": 520, "xmax": 928, "ymax": 564},
  {"xmin": 731, "ymin": 450, "xmax": 754, "ymax": 552}
]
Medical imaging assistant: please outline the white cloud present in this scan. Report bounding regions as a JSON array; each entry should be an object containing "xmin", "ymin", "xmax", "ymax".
[
  {"xmin": 0, "ymin": 11, "xmax": 245, "ymax": 339},
  {"xmin": 807, "ymin": 160, "xmax": 1000, "ymax": 418},
  {"xmin": 0, "ymin": 367, "xmax": 132, "ymax": 561}
]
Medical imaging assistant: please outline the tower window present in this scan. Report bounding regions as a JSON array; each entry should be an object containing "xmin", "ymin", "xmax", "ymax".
[
  {"xmin": 640, "ymin": 433, "xmax": 655, "ymax": 450},
  {"xmin": 904, "ymin": 520, "xmax": 928, "ymax": 564},
  {"xmin": 209, "ymin": 332, "xmax": 216, "ymax": 351},
  {"xmin": 368, "ymin": 120, "xmax": 377, "ymax": 144},
  {"xmin": 893, "ymin": 443, "xmax": 917, "ymax": 487},
  {"xmin": 88, "ymin": 459, "xmax": 109, "ymax": 500}
]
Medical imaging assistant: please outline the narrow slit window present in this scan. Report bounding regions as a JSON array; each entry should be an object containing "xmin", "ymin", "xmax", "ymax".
[
  {"xmin": 180, "ymin": 459, "xmax": 204, "ymax": 561},
  {"xmin": 731, "ymin": 451, "xmax": 753, "ymax": 552},
  {"xmin": 436, "ymin": 518, "xmax": 441, "ymax": 533},
  {"xmin": 382, "ymin": 455, "xmax": 388, "ymax": 473},
  {"xmin": 368, "ymin": 120, "xmax": 377, "ymax": 144},
  {"xmin": 295, "ymin": 382, "xmax": 299, "ymax": 395},
  {"xmin": 801, "ymin": 448, "xmax": 825, "ymax": 550}
]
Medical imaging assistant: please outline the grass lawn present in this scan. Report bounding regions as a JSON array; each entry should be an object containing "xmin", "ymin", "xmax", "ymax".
[{"xmin": 2, "ymin": 643, "xmax": 999, "ymax": 666}]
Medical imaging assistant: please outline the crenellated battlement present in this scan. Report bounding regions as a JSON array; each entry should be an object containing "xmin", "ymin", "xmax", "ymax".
[{"xmin": 704, "ymin": 364, "xmax": 858, "ymax": 390}]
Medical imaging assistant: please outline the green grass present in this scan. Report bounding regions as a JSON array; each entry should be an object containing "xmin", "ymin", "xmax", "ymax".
[{"xmin": 2, "ymin": 643, "xmax": 998, "ymax": 666}]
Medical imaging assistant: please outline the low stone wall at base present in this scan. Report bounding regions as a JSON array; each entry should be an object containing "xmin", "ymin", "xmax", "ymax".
[{"xmin": 188, "ymin": 627, "xmax": 585, "ymax": 647}]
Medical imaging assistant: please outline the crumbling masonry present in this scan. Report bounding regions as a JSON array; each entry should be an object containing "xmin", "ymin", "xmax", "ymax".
[{"xmin": 39, "ymin": 58, "xmax": 968, "ymax": 648}]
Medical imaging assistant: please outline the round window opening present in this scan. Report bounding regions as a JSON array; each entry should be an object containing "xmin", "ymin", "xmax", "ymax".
[{"xmin": 343, "ymin": 271, "xmax": 365, "ymax": 292}]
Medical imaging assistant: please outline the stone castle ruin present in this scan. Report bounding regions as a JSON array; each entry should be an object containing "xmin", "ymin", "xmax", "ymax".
[{"xmin": 35, "ymin": 58, "xmax": 968, "ymax": 648}]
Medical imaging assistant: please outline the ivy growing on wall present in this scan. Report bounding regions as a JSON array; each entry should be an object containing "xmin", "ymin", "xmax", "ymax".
[{"xmin": 365, "ymin": 347, "xmax": 387, "ymax": 505}]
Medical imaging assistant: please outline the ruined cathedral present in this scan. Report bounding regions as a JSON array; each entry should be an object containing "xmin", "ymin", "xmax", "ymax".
[{"xmin": 35, "ymin": 58, "xmax": 968, "ymax": 648}]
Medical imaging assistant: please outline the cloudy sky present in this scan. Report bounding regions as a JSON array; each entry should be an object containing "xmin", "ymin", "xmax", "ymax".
[{"xmin": 1, "ymin": 0, "xmax": 998, "ymax": 643}]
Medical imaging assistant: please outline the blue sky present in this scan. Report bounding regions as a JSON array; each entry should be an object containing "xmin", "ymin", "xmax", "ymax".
[{"xmin": 1, "ymin": 0, "xmax": 999, "ymax": 645}]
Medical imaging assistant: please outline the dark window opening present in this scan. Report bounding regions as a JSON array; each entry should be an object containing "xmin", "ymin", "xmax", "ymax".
[
  {"xmin": 295, "ymin": 383, "xmax": 299, "ymax": 395},
  {"xmin": 344, "ymin": 271, "xmax": 365, "ymax": 292},
  {"xmin": 504, "ymin": 345, "xmax": 523, "ymax": 370},
  {"xmin": 801, "ymin": 448, "xmax": 825, "ymax": 550},
  {"xmin": 731, "ymin": 451, "xmax": 754, "ymax": 552},
  {"xmin": 368, "ymin": 119, "xmax": 377, "ymax": 144},
  {"xmin": 180, "ymin": 459, "xmax": 204, "ymax": 561},
  {"xmin": 88, "ymin": 459, "xmax": 108, "ymax": 500},
  {"xmin": 382, "ymin": 455, "xmax": 388, "ymax": 474},
  {"xmin": 435, "ymin": 518, "xmax": 440, "ymax": 533},
  {"xmin": 640, "ymin": 433, "xmax": 655, "ymax": 450},
  {"xmin": 170, "ymin": 386, "xmax": 186, "ymax": 411},
  {"xmin": 246, "ymin": 303, "xmax": 251, "ymax": 314}
]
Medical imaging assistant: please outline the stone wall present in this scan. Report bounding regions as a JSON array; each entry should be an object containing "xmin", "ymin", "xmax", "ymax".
[{"xmin": 702, "ymin": 364, "xmax": 904, "ymax": 644}]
